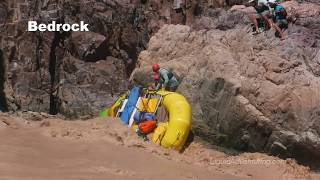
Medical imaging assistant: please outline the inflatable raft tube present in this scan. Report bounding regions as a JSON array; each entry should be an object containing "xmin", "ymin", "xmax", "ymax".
[{"xmin": 156, "ymin": 90, "xmax": 192, "ymax": 150}]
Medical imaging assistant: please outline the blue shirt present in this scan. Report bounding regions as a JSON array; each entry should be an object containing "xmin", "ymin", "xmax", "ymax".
[{"xmin": 275, "ymin": 5, "xmax": 286, "ymax": 20}]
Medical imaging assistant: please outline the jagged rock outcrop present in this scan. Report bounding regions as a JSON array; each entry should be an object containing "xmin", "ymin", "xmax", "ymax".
[
  {"xmin": 132, "ymin": 1, "xmax": 320, "ymax": 167},
  {"xmin": 0, "ymin": 0, "xmax": 319, "ymax": 168},
  {"xmin": 0, "ymin": 0, "xmax": 183, "ymax": 117},
  {"xmin": 0, "ymin": 0, "xmax": 215, "ymax": 117},
  {"xmin": 0, "ymin": 0, "xmax": 247, "ymax": 116}
]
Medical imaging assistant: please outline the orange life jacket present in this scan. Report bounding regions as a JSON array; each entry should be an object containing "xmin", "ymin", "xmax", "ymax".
[{"xmin": 139, "ymin": 120, "xmax": 157, "ymax": 134}]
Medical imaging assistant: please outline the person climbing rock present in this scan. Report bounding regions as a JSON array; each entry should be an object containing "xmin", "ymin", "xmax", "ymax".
[
  {"xmin": 152, "ymin": 64, "xmax": 179, "ymax": 92},
  {"xmin": 247, "ymin": 0, "xmax": 284, "ymax": 40},
  {"xmin": 269, "ymin": 0, "xmax": 288, "ymax": 31},
  {"xmin": 248, "ymin": 0, "xmax": 272, "ymax": 33}
]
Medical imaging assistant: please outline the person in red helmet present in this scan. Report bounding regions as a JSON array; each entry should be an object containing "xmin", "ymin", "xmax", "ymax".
[
  {"xmin": 152, "ymin": 64, "xmax": 179, "ymax": 91},
  {"xmin": 152, "ymin": 64, "xmax": 160, "ymax": 72}
]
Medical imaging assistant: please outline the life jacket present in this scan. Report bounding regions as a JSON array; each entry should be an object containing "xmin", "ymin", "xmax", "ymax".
[
  {"xmin": 139, "ymin": 120, "xmax": 157, "ymax": 134},
  {"xmin": 275, "ymin": 4, "xmax": 287, "ymax": 20},
  {"xmin": 161, "ymin": 68, "xmax": 181, "ymax": 83},
  {"xmin": 160, "ymin": 68, "xmax": 174, "ymax": 79}
]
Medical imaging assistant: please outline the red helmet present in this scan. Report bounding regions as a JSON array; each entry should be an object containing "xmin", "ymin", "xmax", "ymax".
[
  {"xmin": 152, "ymin": 64, "xmax": 160, "ymax": 72},
  {"xmin": 153, "ymin": 73, "xmax": 160, "ymax": 81}
]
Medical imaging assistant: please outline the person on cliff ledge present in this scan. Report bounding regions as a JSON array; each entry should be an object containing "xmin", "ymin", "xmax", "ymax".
[
  {"xmin": 268, "ymin": 0, "xmax": 288, "ymax": 36},
  {"xmin": 151, "ymin": 64, "xmax": 179, "ymax": 92},
  {"xmin": 247, "ymin": 0, "xmax": 284, "ymax": 40}
]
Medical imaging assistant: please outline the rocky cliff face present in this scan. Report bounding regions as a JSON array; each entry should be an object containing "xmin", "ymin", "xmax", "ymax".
[
  {"xmin": 1, "ymin": 0, "xmax": 221, "ymax": 117},
  {"xmin": 0, "ymin": 0, "xmax": 242, "ymax": 117},
  {"xmin": 132, "ymin": 1, "xmax": 320, "ymax": 167},
  {"xmin": 0, "ymin": 0, "xmax": 172, "ymax": 117},
  {"xmin": 1, "ymin": 0, "xmax": 319, "ymax": 168}
]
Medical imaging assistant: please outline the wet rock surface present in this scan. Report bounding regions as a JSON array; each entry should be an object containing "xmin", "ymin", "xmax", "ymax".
[{"xmin": 132, "ymin": 1, "xmax": 320, "ymax": 168}]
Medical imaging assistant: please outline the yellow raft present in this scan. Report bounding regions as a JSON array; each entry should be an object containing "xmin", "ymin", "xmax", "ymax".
[
  {"xmin": 153, "ymin": 90, "xmax": 192, "ymax": 151},
  {"xmin": 102, "ymin": 89, "xmax": 192, "ymax": 151}
]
